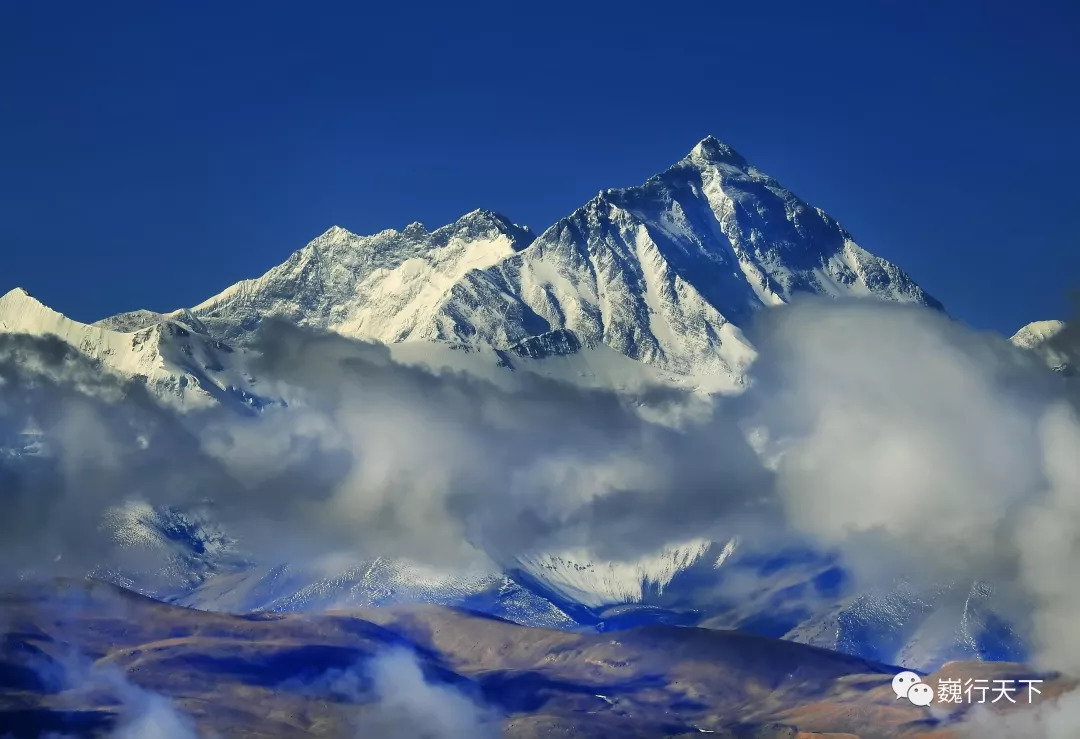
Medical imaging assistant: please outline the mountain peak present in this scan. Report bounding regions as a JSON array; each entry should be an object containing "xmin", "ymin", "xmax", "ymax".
[
  {"xmin": 320, "ymin": 225, "xmax": 353, "ymax": 240},
  {"xmin": 3, "ymin": 286, "xmax": 33, "ymax": 301},
  {"xmin": 451, "ymin": 208, "xmax": 506, "ymax": 230},
  {"xmin": 94, "ymin": 308, "xmax": 168, "ymax": 332},
  {"xmin": 1, "ymin": 287, "xmax": 49, "ymax": 313},
  {"xmin": 1011, "ymin": 319, "xmax": 1067, "ymax": 349},
  {"xmin": 686, "ymin": 135, "xmax": 749, "ymax": 168},
  {"xmin": 460, "ymin": 207, "xmax": 501, "ymax": 221},
  {"xmin": 402, "ymin": 221, "xmax": 429, "ymax": 238},
  {"xmin": 440, "ymin": 209, "xmax": 536, "ymax": 250}
]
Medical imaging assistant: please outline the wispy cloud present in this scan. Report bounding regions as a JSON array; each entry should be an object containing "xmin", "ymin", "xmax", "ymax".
[
  {"xmin": 26, "ymin": 649, "xmax": 198, "ymax": 739},
  {"xmin": 351, "ymin": 649, "xmax": 497, "ymax": 739}
]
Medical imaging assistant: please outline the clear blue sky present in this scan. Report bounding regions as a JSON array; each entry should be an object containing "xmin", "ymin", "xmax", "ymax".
[{"xmin": 2, "ymin": 0, "xmax": 1078, "ymax": 333}]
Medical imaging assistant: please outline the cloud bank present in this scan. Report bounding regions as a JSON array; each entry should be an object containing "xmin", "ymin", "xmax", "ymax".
[
  {"xmin": 741, "ymin": 299, "xmax": 1080, "ymax": 674},
  {"xmin": 4, "ymin": 299, "xmax": 1080, "ymax": 683},
  {"xmin": 0, "ymin": 321, "xmax": 769, "ymax": 576}
]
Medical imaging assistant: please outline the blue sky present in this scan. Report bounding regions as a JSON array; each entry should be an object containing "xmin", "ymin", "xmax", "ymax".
[{"xmin": 2, "ymin": 0, "xmax": 1078, "ymax": 333}]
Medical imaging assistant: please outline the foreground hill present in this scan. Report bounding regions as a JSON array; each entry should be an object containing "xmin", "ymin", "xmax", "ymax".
[{"xmin": 0, "ymin": 580, "xmax": 1066, "ymax": 738}]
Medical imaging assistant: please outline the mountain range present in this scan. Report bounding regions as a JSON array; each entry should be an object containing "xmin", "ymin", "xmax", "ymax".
[
  {"xmin": 0, "ymin": 137, "xmax": 1062, "ymax": 676},
  {"xmin": 5, "ymin": 136, "xmax": 947, "ymax": 407}
]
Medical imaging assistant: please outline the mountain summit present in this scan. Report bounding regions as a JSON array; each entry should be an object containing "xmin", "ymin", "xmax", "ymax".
[{"xmin": 687, "ymin": 134, "xmax": 750, "ymax": 167}]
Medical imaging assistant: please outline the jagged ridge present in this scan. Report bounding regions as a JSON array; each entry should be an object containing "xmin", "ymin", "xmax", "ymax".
[{"xmin": 0, "ymin": 287, "xmax": 258, "ymax": 410}]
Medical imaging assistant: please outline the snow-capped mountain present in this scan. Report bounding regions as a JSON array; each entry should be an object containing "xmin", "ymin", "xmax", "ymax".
[
  {"xmin": 5, "ymin": 137, "xmax": 941, "ymax": 397},
  {"xmin": 1011, "ymin": 319, "xmax": 1066, "ymax": 352},
  {"xmin": 133, "ymin": 136, "xmax": 940, "ymax": 385},
  {"xmin": 1011, "ymin": 319, "xmax": 1074, "ymax": 373},
  {"xmin": 0, "ymin": 287, "xmax": 260, "ymax": 410},
  {"xmin": 92, "ymin": 505, "xmax": 1025, "ymax": 670}
]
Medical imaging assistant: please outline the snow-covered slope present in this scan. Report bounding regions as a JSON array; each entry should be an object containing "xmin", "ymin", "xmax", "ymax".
[
  {"xmin": 100, "ymin": 507, "xmax": 1022, "ymax": 670},
  {"xmin": 511, "ymin": 539, "xmax": 715, "ymax": 610},
  {"xmin": 0, "ymin": 287, "xmax": 260, "ymax": 410},
  {"xmin": 424, "ymin": 136, "xmax": 939, "ymax": 378},
  {"xmin": 173, "ymin": 137, "xmax": 940, "ymax": 384},
  {"xmin": 1011, "ymin": 319, "xmax": 1066, "ymax": 349},
  {"xmin": 188, "ymin": 210, "xmax": 536, "ymax": 345},
  {"xmin": 1011, "ymin": 319, "xmax": 1074, "ymax": 373},
  {"xmin": 91, "ymin": 502, "xmax": 249, "ymax": 595}
]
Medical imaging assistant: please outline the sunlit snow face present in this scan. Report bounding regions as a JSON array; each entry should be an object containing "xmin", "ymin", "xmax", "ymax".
[{"xmin": 891, "ymin": 671, "xmax": 921, "ymax": 700}]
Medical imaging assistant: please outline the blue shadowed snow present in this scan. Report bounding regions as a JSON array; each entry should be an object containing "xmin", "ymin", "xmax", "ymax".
[{"xmin": 98, "ymin": 505, "xmax": 1030, "ymax": 672}]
